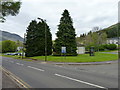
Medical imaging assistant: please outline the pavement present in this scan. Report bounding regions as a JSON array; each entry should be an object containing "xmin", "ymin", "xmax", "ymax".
[
  {"xmin": 0, "ymin": 67, "xmax": 20, "ymax": 89},
  {"xmin": 2, "ymin": 71, "xmax": 20, "ymax": 88},
  {"xmin": 2, "ymin": 56, "xmax": 118, "ymax": 89},
  {"xmin": 100, "ymin": 52, "xmax": 118, "ymax": 54},
  {"xmin": 0, "ymin": 67, "xmax": 2, "ymax": 89}
]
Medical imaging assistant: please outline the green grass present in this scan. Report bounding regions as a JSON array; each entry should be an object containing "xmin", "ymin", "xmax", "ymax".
[
  {"xmin": 30, "ymin": 52, "xmax": 118, "ymax": 62},
  {"xmin": 1, "ymin": 54, "xmax": 21, "ymax": 58},
  {"xmin": 1, "ymin": 52, "xmax": 118, "ymax": 63},
  {"xmin": 1, "ymin": 54, "xmax": 32, "ymax": 61}
]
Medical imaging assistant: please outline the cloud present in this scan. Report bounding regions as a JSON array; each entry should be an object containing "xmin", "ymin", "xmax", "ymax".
[{"xmin": 0, "ymin": 0, "xmax": 119, "ymax": 40}]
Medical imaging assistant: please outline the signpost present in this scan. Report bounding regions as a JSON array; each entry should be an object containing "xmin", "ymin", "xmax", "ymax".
[
  {"xmin": 90, "ymin": 46, "xmax": 95, "ymax": 56},
  {"xmin": 61, "ymin": 47, "xmax": 66, "ymax": 60},
  {"xmin": 61, "ymin": 47, "xmax": 66, "ymax": 53}
]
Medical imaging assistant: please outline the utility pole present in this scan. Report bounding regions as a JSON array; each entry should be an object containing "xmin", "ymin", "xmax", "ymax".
[
  {"xmin": 118, "ymin": 2, "xmax": 120, "ymax": 60},
  {"xmin": 44, "ymin": 20, "xmax": 47, "ymax": 62},
  {"xmin": 37, "ymin": 18, "xmax": 47, "ymax": 62}
]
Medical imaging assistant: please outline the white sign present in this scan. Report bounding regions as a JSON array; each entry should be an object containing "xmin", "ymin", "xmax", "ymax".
[{"xmin": 61, "ymin": 47, "xmax": 66, "ymax": 53}]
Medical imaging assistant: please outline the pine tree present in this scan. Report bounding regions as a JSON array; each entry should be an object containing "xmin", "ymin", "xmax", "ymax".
[
  {"xmin": 25, "ymin": 20, "xmax": 37, "ymax": 57},
  {"xmin": 34, "ymin": 19, "xmax": 52, "ymax": 56},
  {"xmin": 25, "ymin": 19, "xmax": 52, "ymax": 57},
  {"xmin": 54, "ymin": 9, "xmax": 77, "ymax": 56}
]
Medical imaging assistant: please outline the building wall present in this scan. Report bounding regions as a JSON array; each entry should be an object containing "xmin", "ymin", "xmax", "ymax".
[
  {"xmin": 77, "ymin": 47, "xmax": 85, "ymax": 54},
  {"xmin": 107, "ymin": 38, "xmax": 118, "ymax": 45}
]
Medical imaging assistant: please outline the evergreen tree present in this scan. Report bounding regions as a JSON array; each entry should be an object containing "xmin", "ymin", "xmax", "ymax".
[
  {"xmin": 25, "ymin": 20, "xmax": 37, "ymax": 57},
  {"xmin": 54, "ymin": 9, "xmax": 77, "ymax": 56},
  {"xmin": 34, "ymin": 19, "xmax": 52, "ymax": 56},
  {"xmin": 25, "ymin": 19, "xmax": 52, "ymax": 57}
]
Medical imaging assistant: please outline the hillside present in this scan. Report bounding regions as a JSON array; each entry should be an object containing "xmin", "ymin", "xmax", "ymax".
[
  {"xmin": 0, "ymin": 30, "xmax": 23, "ymax": 42},
  {"xmin": 76, "ymin": 23, "xmax": 120, "ymax": 46},
  {"xmin": 98, "ymin": 23, "xmax": 120, "ymax": 38},
  {"xmin": 79, "ymin": 23, "xmax": 120, "ymax": 38}
]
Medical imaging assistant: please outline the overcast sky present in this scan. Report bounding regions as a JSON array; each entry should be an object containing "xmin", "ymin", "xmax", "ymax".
[{"xmin": 0, "ymin": 0, "xmax": 119, "ymax": 40}]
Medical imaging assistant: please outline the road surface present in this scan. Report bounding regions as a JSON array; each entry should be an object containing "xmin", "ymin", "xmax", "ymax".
[{"xmin": 2, "ymin": 56, "xmax": 118, "ymax": 89}]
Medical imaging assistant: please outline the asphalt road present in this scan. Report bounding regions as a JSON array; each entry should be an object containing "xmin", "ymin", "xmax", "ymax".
[{"xmin": 2, "ymin": 56, "xmax": 118, "ymax": 89}]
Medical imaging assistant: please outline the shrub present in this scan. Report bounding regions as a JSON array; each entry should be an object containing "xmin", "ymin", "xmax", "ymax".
[
  {"xmin": 85, "ymin": 44, "xmax": 117, "ymax": 52},
  {"xmin": 106, "ymin": 44, "xmax": 117, "ymax": 50},
  {"xmin": 102, "ymin": 44, "xmax": 108, "ymax": 49},
  {"xmin": 85, "ymin": 45, "xmax": 94, "ymax": 51},
  {"xmin": 99, "ymin": 45, "xmax": 105, "ymax": 51},
  {"xmin": 85, "ymin": 45, "xmax": 98, "ymax": 52}
]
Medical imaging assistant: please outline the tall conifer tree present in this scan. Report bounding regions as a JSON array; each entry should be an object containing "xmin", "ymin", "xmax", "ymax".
[
  {"xmin": 26, "ymin": 20, "xmax": 37, "ymax": 57},
  {"xmin": 25, "ymin": 19, "xmax": 52, "ymax": 57},
  {"xmin": 54, "ymin": 9, "xmax": 77, "ymax": 56}
]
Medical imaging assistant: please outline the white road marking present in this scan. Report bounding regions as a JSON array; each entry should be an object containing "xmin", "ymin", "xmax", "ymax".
[
  {"xmin": 16, "ymin": 63, "xmax": 24, "ymax": 66},
  {"xmin": 55, "ymin": 73, "xmax": 106, "ymax": 89},
  {"xmin": 27, "ymin": 66, "xmax": 44, "ymax": 71}
]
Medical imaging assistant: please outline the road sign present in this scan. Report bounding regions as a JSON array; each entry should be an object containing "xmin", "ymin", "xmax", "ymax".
[
  {"xmin": 61, "ymin": 47, "xmax": 66, "ymax": 53},
  {"xmin": 90, "ymin": 47, "xmax": 95, "ymax": 56}
]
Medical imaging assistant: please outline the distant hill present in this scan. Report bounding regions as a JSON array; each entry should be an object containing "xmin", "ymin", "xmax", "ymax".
[
  {"xmin": 98, "ymin": 23, "xmax": 120, "ymax": 38},
  {"xmin": 0, "ymin": 30, "xmax": 23, "ymax": 42},
  {"xmin": 77, "ymin": 23, "xmax": 120, "ymax": 45}
]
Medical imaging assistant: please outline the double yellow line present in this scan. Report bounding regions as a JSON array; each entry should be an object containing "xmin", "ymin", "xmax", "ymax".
[{"xmin": 2, "ymin": 67, "xmax": 31, "ymax": 89}]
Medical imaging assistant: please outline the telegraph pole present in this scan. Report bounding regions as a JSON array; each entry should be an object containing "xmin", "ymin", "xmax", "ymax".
[
  {"xmin": 45, "ymin": 20, "xmax": 47, "ymax": 62},
  {"xmin": 118, "ymin": 2, "xmax": 120, "ymax": 60},
  {"xmin": 37, "ymin": 18, "xmax": 47, "ymax": 61}
]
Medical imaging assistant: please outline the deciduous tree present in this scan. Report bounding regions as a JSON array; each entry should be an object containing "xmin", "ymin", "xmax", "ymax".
[
  {"xmin": 0, "ymin": 0, "xmax": 21, "ymax": 22},
  {"xmin": 2, "ymin": 40, "xmax": 17, "ymax": 53}
]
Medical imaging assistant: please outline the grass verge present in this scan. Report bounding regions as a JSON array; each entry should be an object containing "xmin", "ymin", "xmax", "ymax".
[
  {"xmin": 30, "ymin": 52, "xmax": 118, "ymax": 62},
  {"xmin": 1, "ymin": 52, "xmax": 118, "ymax": 63},
  {"xmin": 1, "ymin": 54, "xmax": 32, "ymax": 61}
]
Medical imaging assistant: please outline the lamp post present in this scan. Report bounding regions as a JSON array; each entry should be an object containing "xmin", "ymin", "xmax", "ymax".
[
  {"xmin": 44, "ymin": 20, "xmax": 47, "ymax": 62},
  {"xmin": 37, "ymin": 18, "xmax": 47, "ymax": 62}
]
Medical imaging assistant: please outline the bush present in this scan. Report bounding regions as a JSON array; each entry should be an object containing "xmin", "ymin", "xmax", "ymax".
[
  {"xmin": 106, "ymin": 44, "xmax": 117, "ymax": 50},
  {"xmin": 102, "ymin": 44, "xmax": 108, "ymax": 49},
  {"xmin": 85, "ymin": 44, "xmax": 117, "ymax": 52},
  {"xmin": 85, "ymin": 45, "xmax": 98, "ymax": 52},
  {"xmin": 98, "ymin": 44, "xmax": 117, "ymax": 51},
  {"xmin": 99, "ymin": 45, "xmax": 105, "ymax": 51},
  {"xmin": 85, "ymin": 45, "xmax": 94, "ymax": 51}
]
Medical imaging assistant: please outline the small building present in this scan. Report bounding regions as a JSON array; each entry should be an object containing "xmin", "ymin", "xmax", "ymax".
[
  {"xmin": 76, "ymin": 42, "xmax": 85, "ymax": 54},
  {"xmin": 17, "ymin": 47, "xmax": 23, "ymax": 51},
  {"xmin": 77, "ymin": 47, "xmax": 85, "ymax": 54},
  {"xmin": 107, "ymin": 37, "xmax": 119, "ymax": 45}
]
